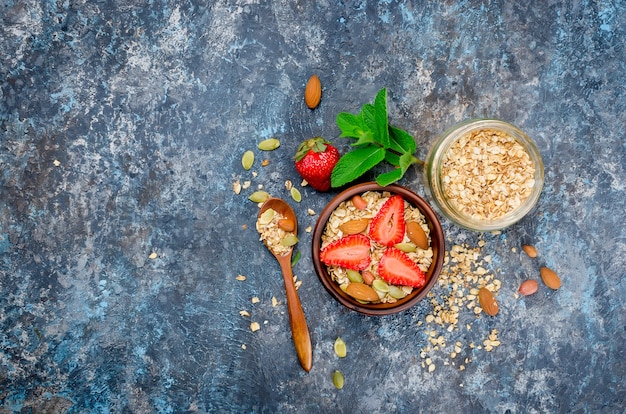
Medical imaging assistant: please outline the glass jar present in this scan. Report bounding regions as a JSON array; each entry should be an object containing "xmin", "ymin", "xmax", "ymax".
[{"xmin": 423, "ymin": 119, "xmax": 544, "ymax": 231}]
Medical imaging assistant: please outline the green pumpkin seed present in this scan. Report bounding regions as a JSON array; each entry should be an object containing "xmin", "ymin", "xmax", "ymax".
[
  {"xmin": 394, "ymin": 242, "xmax": 417, "ymax": 253},
  {"xmin": 258, "ymin": 138, "xmax": 280, "ymax": 151},
  {"xmin": 372, "ymin": 279, "xmax": 389, "ymax": 293},
  {"xmin": 280, "ymin": 234, "xmax": 298, "ymax": 247},
  {"xmin": 332, "ymin": 370, "xmax": 344, "ymax": 389},
  {"xmin": 249, "ymin": 191, "xmax": 270, "ymax": 203},
  {"xmin": 242, "ymin": 150, "xmax": 254, "ymax": 170},
  {"xmin": 258, "ymin": 208, "xmax": 275, "ymax": 225},
  {"xmin": 334, "ymin": 337, "xmax": 347, "ymax": 358},
  {"xmin": 388, "ymin": 285, "xmax": 406, "ymax": 299},
  {"xmin": 290, "ymin": 187, "xmax": 302, "ymax": 202},
  {"xmin": 346, "ymin": 270, "xmax": 363, "ymax": 283}
]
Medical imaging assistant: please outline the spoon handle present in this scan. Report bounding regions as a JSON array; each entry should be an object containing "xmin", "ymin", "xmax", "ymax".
[{"xmin": 278, "ymin": 255, "xmax": 313, "ymax": 372}]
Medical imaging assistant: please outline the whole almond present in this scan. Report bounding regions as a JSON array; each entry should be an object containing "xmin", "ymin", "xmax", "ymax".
[
  {"xmin": 518, "ymin": 279, "xmax": 539, "ymax": 296},
  {"xmin": 339, "ymin": 218, "xmax": 369, "ymax": 235},
  {"xmin": 406, "ymin": 221, "xmax": 429, "ymax": 250},
  {"xmin": 540, "ymin": 267, "xmax": 561, "ymax": 290},
  {"xmin": 345, "ymin": 282, "xmax": 379, "ymax": 302},
  {"xmin": 304, "ymin": 74, "xmax": 322, "ymax": 109},
  {"xmin": 361, "ymin": 270, "xmax": 375, "ymax": 285},
  {"xmin": 522, "ymin": 245, "xmax": 538, "ymax": 258},
  {"xmin": 278, "ymin": 218, "xmax": 295, "ymax": 232},
  {"xmin": 478, "ymin": 287, "xmax": 499, "ymax": 316},
  {"xmin": 351, "ymin": 194, "xmax": 368, "ymax": 210}
]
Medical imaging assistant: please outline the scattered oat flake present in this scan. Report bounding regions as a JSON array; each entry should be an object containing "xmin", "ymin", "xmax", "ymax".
[
  {"xmin": 242, "ymin": 181, "xmax": 251, "ymax": 189},
  {"xmin": 233, "ymin": 180, "xmax": 242, "ymax": 194},
  {"xmin": 236, "ymin": 274, "xmax": 246, "ymax": 281},
  {"xmin": 53, "ymin": 159, "xmax": 61, "ymax": 167},
  {"xmin": 251, "ymin": 297, "xmax": 260, "ymax": 304},
  {"xmin": 305, "ymin": 226, "xmax": 312, "ymax": 233},
  {"xmin": 301, "ymin": 179, "xmax": 308, "ymax": 186},
  {"xmin": 239, "ymin": 310, "xmax": 250, "ymax": 317},
  {"xmin": 250, "ymin": 322, "xmax": 260, "ymax": 332},
  {"xmin": 307, "ymin": 208, "xmax": 315, "ymax": 216},
  {"xmin": 242, "ymin": 344, "xmax": 247, "ymax": 350},
  {"xmin": 272, "ymin": 297, "xmax": 279, "ymax": 307},
  {"xmin": 148, "ymin": 252, "xmax": 158, "ymax": 259}
]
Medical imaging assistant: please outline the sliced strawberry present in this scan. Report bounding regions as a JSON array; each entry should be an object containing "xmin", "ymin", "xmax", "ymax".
[
  {"xmin": 368, "ymin": 195, "xmax": 405, "ymax": 246},
  {"xmin": 320, "ymin": 234, "xmax": 371, "ymax": 270},
  {"xmin": 378, "ymin": 247, "xmax": 426, "ymax": 288}
]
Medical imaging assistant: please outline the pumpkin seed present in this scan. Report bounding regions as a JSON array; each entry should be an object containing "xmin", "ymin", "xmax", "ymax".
[
  {"xmin": 242, "ymin": 150, "xmax": 254, "ymax": 170},
  {"xmin": 258, "ymin": 138, "xmax": 280, "ymax": 151},
  {"xmin": 334, "ymin": 337, "xmax": 347, "ymax": 358},
  {"xmin": 372, "ymin": 279, "xmax": 389, "ymax": 293},
  {"xmin": 290, "ymin": 187, "xmax": 302, "ymax": 202},
  {"xmin": 258, "ymin": 208, "xmax": 275, "ymax": 225},
  {"xmin": 280, "ymin": 234, "xmax": 298, "ymax": 247},
  {"xmin": 394, "ymin": 242, "xmax": 417, "ymax": 253},
  {"xmin": 249, "ymin": 191, "xmax": 270, "ymax": 203},
  {"xmin": 332, "ymin": 370, "xmax": 344, "ymax": 389},
  {"xmin": 388, "ymin": 285, "xmax": 406, "ymax": 299},
  {"xmin": 346, "ymin": 270, "xmax": 363, "ymax": 283}
]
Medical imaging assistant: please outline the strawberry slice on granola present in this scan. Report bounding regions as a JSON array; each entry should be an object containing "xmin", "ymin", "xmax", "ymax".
[
  {"xmin": 369, "ymin": 195, "xmax": 405, "ymax": 246},
  {"xmin": 320, "ymin": 234, "xmax": 371, "ymax": 270},
  {"xmin": 378, "ymin": 247, "xmax": 426, "ymax": 288}
]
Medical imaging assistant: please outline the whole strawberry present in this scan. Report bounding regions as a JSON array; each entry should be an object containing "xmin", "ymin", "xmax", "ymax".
[{"xmin": 294, "ymin": 137, "xmax": 340, "ymax": 191}]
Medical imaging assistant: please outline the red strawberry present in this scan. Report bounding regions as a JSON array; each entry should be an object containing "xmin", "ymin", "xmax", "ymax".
[
  {"xmin": 320, "ymin": 234, "xmax": 371, "ymax": 270},
  {"xmin": 295, "ymin": 137, "xmax": 340, "ymax": 191},
  {"xmin": 368, "ymin": 195, "xmax": 405, "ymax": 246},
  {"xmin": 378, "ymin": 247, "xmax": 426, "ymax": 288}
]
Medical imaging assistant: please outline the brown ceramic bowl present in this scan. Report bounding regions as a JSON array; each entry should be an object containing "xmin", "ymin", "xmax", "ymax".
[{"xmin": 312, "ymin": 182, "xmax": 445, "ymax": 316}]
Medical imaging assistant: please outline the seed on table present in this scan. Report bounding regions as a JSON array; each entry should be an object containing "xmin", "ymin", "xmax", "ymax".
[
  {"xmin": 332, "ymin": 370, "xmax": 345, "ymax": 389},
  {"xmin": 257, "ymin": 138, "xmax": 280, "ymax": 151},
  {"xmin": 334, "ymin": 337, "xmax": 347, "ymax": 358},
  {"xmin": 290, "ymin": 187, "xmax": 302, "ymax": 202},
  {"xmin": 249, "ymin": 191, "xmax": 270, "ymax": 203},
  {"xmin": 242, "ymin": 150, "xmax": 254, "ymax": 170}
]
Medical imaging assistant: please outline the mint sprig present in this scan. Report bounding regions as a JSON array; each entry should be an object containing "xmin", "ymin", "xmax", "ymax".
[{"xmin": 331, "ymin": 88, "xmax": 422, "ymax": 188}]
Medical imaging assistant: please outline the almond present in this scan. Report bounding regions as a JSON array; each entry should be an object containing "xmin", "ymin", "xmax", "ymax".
[
  {"xmin": 339, "ymin": 218, "xmax": 369, "ymax": 235},
  {"xmin": 345, "ymin": 282, "xmax": 379, "ymax": 302},
  {"xmin": 478, "ymin": 287, "xmax": 499, "ymax": 316},
  {"xmin": 278, "ymin": 218, "xmax": 295, "ymax": 232},
  {"xmin": 406, "ymin": 221, "xmax": 429, "ymax": 250},
  {"xmin": 518, "ymin": 279, "xmax": 538, "ymax": 296},
  {"xmin": 540, "ymin": 267, "xmax": 561, "ymax": 290},
  {"xmin": 351, "ymin": 194, "xmax": 368, "ymax": 210},
  {"xmin": 304, "ymin": 74, "xmax": 322, "ymax": 109},
  {"xmin": 361, "ymin": 270, "xmax": 375, "ymax": 285},
  {"xmin": 522, "ymin": 244, "xmax": 538, "ymax": 258}
]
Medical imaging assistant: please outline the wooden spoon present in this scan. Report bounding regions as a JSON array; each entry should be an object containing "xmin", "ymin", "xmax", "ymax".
[{"xmin": 258, "ymin": 198, "xmax": 313, "ymax": 372}]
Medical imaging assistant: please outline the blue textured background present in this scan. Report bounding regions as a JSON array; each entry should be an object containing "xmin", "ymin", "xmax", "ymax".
[{"xmin": 1, "ymin": 1, "xmax": 624, "ymax": 413}]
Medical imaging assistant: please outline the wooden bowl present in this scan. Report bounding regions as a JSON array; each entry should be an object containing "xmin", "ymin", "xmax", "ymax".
[{"xmin": 312, "ymin": 182, "xmax": 445, "ymax": 316}]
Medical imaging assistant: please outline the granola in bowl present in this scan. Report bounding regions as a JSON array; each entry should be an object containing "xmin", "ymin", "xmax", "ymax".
[
  {"xmin": 321, "ymin": 190, "xmax": 434, "ymax": 303},
  {"xmin": 312, "ymin": 183, "xmax": 445, "ymax": 316}
]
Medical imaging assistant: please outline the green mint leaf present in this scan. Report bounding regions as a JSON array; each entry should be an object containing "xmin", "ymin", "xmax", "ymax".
[
  {"xmin": 351, "ymin": 131, "xmax": 376, "ymax": 147},
  {"xmin": 331, "ymin": 146, "xmax": 386, "ymax": 188},
  {"xmin": 399, "ymin": 151, "xmax": 415, "ymax": 171},
  {"xmin": 377, "ymin": 152, "xmax": 418, "ymax": 186},
  {"xmin": 373, "ymin": 88, "xmax": 390, "ymax": 147},
  {"xmin": 376, "ymin": 168, "xmax": 403, "ymax": 187},
  {"xmin": 389, "ymin": 125, "xmax": 416, "ymax": 154},
  {"xmin": 384, "ymin": 150, "xmax": 401, "ymax": 166},
  {"xmin": 336, "ymin": 112, "xmax": 366, "ymax": 139}
]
